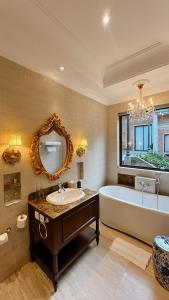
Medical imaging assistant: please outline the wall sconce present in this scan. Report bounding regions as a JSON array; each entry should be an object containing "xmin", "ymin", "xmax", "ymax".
[
  {"xmin": 76, "ymin": 139, "xmax": 88, "ymax": 157},
  {"xmin": 2, "ymin": 135, "xmax": 22, "ymax": 164}
]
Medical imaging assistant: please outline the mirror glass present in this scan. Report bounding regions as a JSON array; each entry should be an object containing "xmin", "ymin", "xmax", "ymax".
[{"xmin": 39, "ymin": 131, "xmax": 67, "ymax": 174}]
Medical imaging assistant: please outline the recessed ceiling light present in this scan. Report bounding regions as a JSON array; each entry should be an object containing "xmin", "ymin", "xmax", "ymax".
[
  {"xmin": 59, "ymin": 66, "xmax": 64, "ymax": 71},
  {"xmin": 102, "ymin": 13, "xmax": 110, "ymax": 26}
]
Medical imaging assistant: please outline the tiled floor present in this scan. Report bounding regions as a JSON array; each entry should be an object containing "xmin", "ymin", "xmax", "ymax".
[{"xmin": 0, "ymin": 223, "xmax": 168, "ymax": 300}]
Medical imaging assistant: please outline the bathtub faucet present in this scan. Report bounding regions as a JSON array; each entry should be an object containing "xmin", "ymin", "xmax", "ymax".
[
  {"xmin": 155, "ymin": 177, "xmax": 160, "ymax": 186},
  {"xmin": 58, "ymin": 182, "xmax": 66, "ymax": 193},
  {"xmin": 139, "ymin": 181, "xmax": 149, "ymax": 206},
  {"xmin": 155, "ymin": 172, "xmax": 161, "ymax": 194},
  {"xmin": 139, "ymin": 181, "xmax": 150, "ymax": 190},
  {"xmin": 155, "ymin": 176, "xmax": 160, "ymax": 186}
]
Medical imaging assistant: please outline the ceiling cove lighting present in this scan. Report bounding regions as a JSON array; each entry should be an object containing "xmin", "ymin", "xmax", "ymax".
[
  {"xmin": 128, "ymin": 79, "xmax": 155, "ymax": 122},
  {"xmin": 102, "ymin": 13, "xmax": 110, "ymax": 26}
]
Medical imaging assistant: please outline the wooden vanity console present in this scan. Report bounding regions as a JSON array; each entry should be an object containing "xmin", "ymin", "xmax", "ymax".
[{"xmin": 28, "ymin": 189, "xmax": 99, "ymax": 291}]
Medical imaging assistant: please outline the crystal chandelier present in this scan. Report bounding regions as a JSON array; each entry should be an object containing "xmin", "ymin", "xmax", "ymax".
[{"xmin": 128, "ymin": 79, "xmax": 155, "ymax": 122}]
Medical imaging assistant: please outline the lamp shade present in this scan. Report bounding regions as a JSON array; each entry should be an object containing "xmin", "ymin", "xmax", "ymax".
[
  {"xmin": 9, "ymin": 135, "xmax": 22, "ymax": 146},
  {"xmin": 80, "ymin": 139, "xmax": 88, "ymax": 147}
]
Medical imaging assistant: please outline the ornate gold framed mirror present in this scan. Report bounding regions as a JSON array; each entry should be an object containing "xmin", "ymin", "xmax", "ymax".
[{"xmin": 30, "ymin": 113, "xmax": 74, "ymax": 180}]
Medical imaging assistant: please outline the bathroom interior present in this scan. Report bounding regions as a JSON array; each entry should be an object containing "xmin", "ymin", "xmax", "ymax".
[{"xmin": 1, "ymin": 1, "xmax": 169, "ymax": 299}]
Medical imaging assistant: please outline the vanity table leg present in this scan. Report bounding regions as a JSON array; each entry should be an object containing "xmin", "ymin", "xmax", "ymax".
[
  {"xmin": 53, "ymin": 281, "xmax": 58, "ymax": 292},
  {"xmin": 29, "ymin": 231, "xmax": 35, "ymax": 262},
  {"xmin": 52, "ymin": 254, "xmax": 58, "ymax": 292},
  {"xmin": 96, "ymin": 218, "xmax": 100, "ymax": 245}
]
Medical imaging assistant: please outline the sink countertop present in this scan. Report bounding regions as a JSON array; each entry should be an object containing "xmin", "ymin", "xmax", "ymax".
[{"xmin": 28, "ymin": 189, "xmax": 98, "ymax": 219}]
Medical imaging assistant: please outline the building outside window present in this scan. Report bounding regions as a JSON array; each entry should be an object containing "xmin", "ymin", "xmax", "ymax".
[
  {"xmin": 119, "ymin": 107, "xmax": 169, "ymax": 171},
  {"xmin": 134, "ymin": 125, "xmax": 152, "ymax": 151}
]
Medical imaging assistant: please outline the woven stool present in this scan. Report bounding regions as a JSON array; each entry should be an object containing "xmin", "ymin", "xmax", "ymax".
[{"xmin": 153, "ymin": 235, "xmax": 169, "ymax": 291}]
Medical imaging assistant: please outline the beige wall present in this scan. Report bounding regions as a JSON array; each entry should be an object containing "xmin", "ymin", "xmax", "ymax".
[
  {"xmin": 107, "ymin": 90, "xmax": 169, "ymax": 194},
  {"xmin": 0, "ymin": 57, "xmax": 107, "ymax": 281},
  {"xmin": 2, "ymin": 54, "xmax": 169, "ymax": 282}
]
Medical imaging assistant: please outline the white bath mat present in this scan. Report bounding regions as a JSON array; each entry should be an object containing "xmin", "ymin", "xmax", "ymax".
[{"xmin": 110, "ymin": 238, "xmax": 151, "ymax": 270}]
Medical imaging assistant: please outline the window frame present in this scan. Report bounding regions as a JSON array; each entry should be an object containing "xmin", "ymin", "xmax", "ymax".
[{"xmin": 119, "ymin": 106, "xmax": 169, "ymax": 172}]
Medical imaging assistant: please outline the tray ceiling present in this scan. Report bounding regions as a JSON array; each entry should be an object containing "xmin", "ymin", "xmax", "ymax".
[{"xmin": 1, "ymin": 0, "xmax": 169, "ymax": 105}]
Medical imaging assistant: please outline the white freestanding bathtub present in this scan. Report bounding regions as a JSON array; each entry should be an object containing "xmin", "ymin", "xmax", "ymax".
[{"xmin": 99, "ymin": 185, "xmax": 169, "ymax": 245}]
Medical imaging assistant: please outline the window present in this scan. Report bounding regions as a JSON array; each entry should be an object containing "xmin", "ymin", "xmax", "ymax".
[
  {"xmin": 134, "ymin": 125, "xmax": 152, "ymax": 151},
  {"xmin": 164, "ymin": 134, "xmax": 169, "ymax": 153},
  {"xmin": 119, "ymin": 107, "xmax": 169, "ymax": 171}
]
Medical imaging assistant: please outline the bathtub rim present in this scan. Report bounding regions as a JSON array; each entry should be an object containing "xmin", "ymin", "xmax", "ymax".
[{"xmin": 99, "ymin": 185, "xmax": 169, "ymax": 216}]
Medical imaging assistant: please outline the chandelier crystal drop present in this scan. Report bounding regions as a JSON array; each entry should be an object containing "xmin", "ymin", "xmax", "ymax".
[{"xmin": 128, "ymin": 79, "xmax": 155, "ymax": 122}]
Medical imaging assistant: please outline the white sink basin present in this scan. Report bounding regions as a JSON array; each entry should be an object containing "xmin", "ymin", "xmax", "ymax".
[{"xmin": 46, "ymin": 188, "xmax": 85, "ymax": 205}]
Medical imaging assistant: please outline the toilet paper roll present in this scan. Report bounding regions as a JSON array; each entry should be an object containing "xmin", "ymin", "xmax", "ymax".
[
  {"xmin": 0, "ymin": 232, "xmax": 8, "ymax": 246},
  {"xmin": 17, "ymin": 214, "xmax": 27, "ymax": 229}
]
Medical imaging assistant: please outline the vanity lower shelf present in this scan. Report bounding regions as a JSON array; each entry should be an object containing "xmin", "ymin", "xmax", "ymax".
[{"xmin": 31, "ymin": 227, "xmax": 96, "ymax": 280}]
